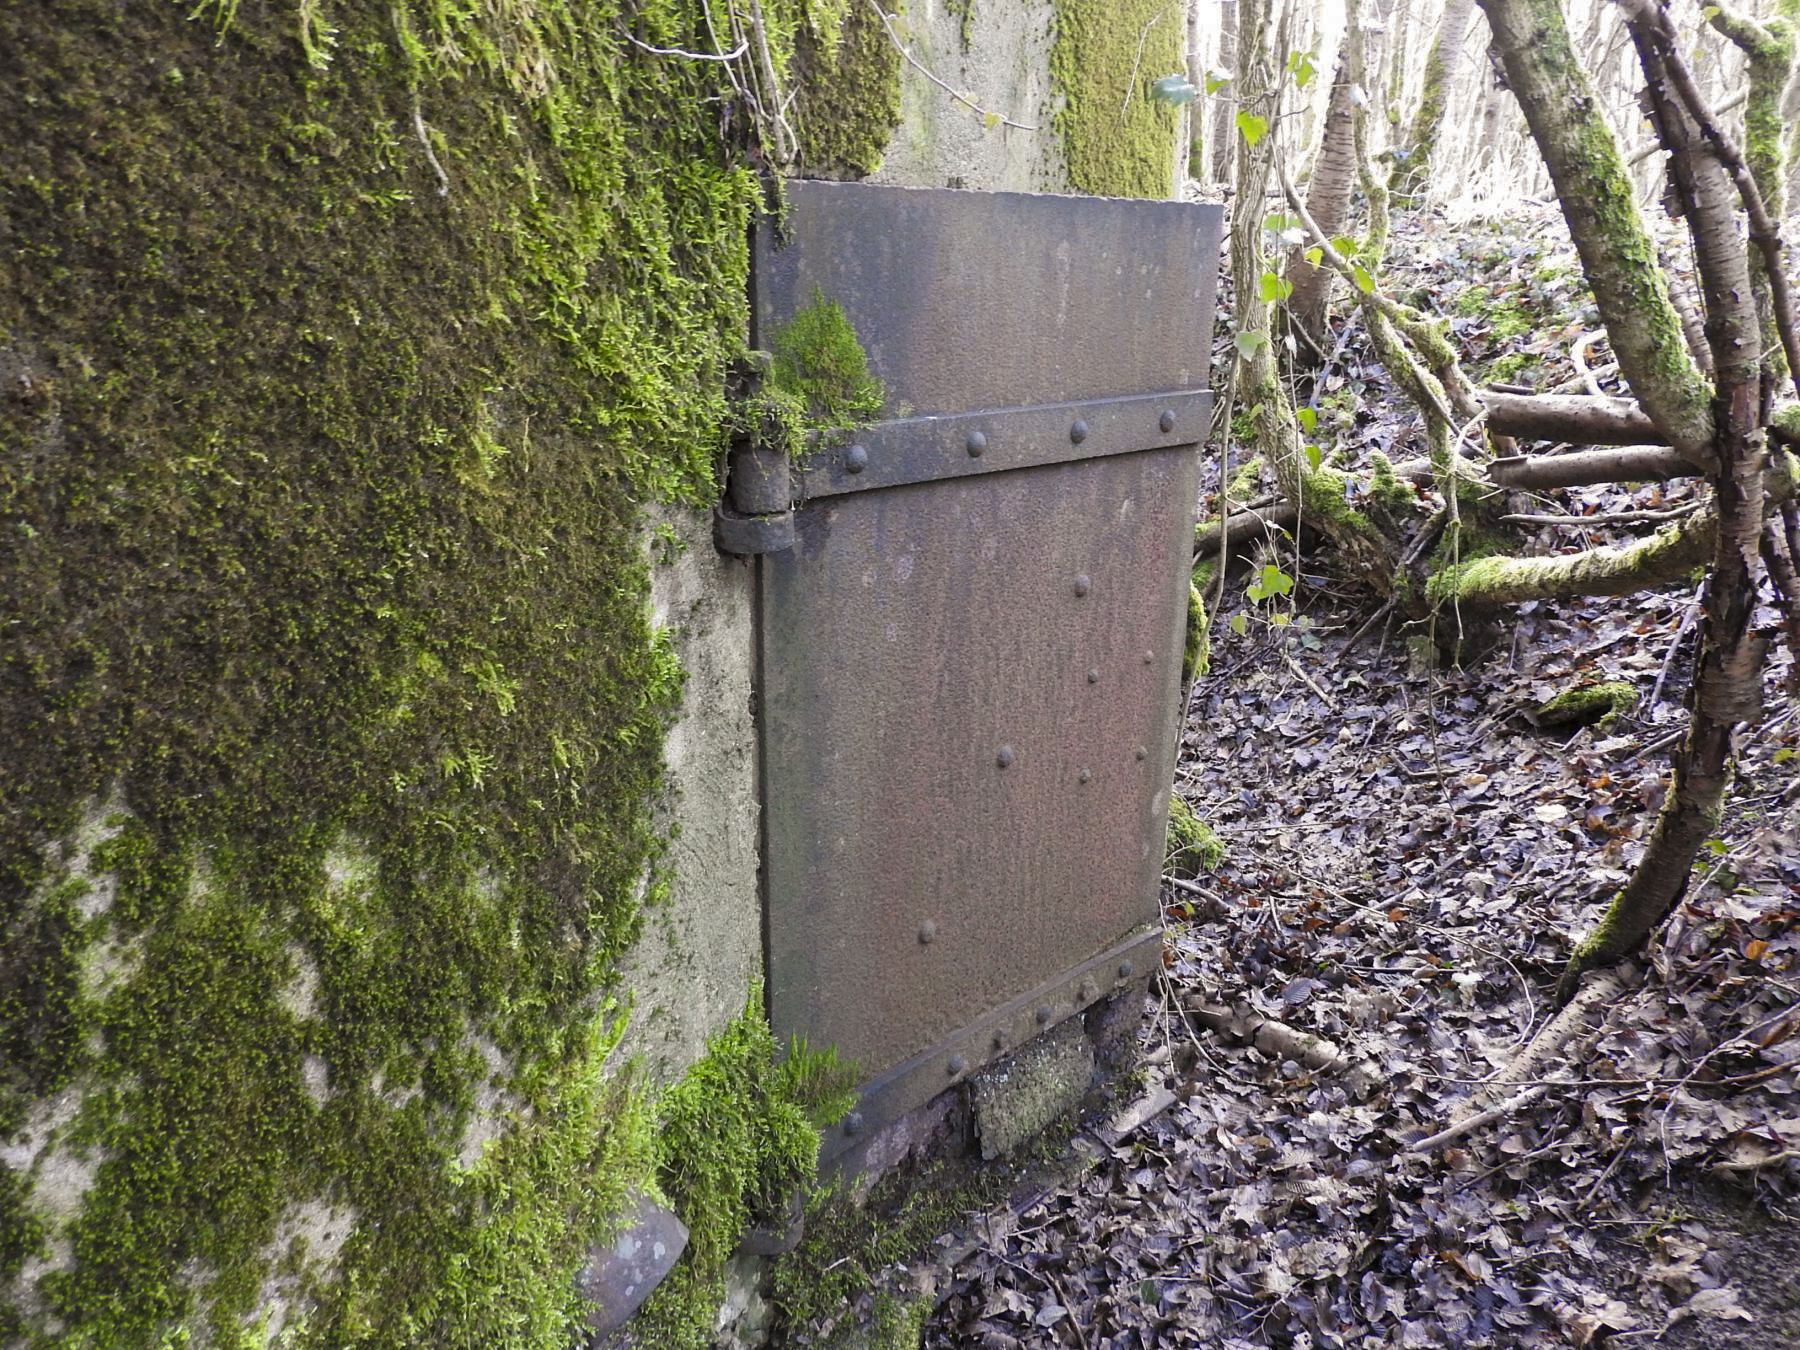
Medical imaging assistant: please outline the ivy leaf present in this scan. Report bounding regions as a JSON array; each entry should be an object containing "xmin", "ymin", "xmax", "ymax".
[
  {"xmin": 1304, "ymin": 246, "xmax": 1324, "ymax": 267},
  {"xmin": 1351, "ymin": 262, "xmax": 1376, "ymax": 294},
  {"xmin": 1229, "ymin": 613, "xmax": 1249, "ymax": 636},
  {"xmin": 1203, "ymin": 67, "xmax": 1232, "ymax": 95},
  {"xmin": 1150, "ymin": 74, "xmax": 1198, "ymax": 106},
  {"xmin": 983, "ymin": 111, "xmax": 1000, "ymax": 130},
  {"xmin": 1236, "ymin": 111, "xmax": 1269, "ymax": 147},
  {"xmin": 1246, "ymin": 563, "xmax": 1295, "ymax": 602},
  {"xmin": 1286, "ymin": 49, "xmax": 1317, "ymax": 89},
  {"xmin": 1296, "ymin": 407, "xmax": 1317, "ymax": 434},
  {"xmin": 1257, "ymin": 270, "xmax": 1294, "ymax": 303},
  {"xmin": 1233, "ymin": 331, "xmax": 1268, "ymax": 360},
  {"xmin": 1304, "ymin": 443, "xmax": 1323, "ymax": 471},
  {"xmin": 1331, "ymin": 235, "xmax": 1360, "ymax": 260}
]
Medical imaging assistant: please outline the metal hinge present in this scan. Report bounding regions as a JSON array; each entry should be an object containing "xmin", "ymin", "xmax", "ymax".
[{"xmin": 714, "ymin": 352, "xmax": 795, "ymax": 556}]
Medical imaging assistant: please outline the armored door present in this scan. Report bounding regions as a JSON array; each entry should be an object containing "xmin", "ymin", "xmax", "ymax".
[{"xmin": 724, "ymin": 182, "xmax": 1222, "ymax": 1161}]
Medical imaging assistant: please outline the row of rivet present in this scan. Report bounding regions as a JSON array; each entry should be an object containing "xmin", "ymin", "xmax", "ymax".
[
  {"xmin": 840, "ymin": 407, "xmax": 1182, "ymax": 476},
  {"xmin": 836, "ymin": 953, "xmax": 1144, "ymax": 1135}
]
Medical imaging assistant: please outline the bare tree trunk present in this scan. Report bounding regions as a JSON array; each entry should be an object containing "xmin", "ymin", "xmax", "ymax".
[
  {"xmin": 1395, "ymin": 0, "xmax": 1479, "ymax": 206},
  {"xmin": 1285, "ymin": 37, "xmax": 1361, "ymax": 352},
  {"xmin": 1210, "ymin": 0, "xmax": 1239, "ymax": 186}
]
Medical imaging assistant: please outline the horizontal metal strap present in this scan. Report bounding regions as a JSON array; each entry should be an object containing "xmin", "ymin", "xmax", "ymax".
[
  {"xmin": 821, "ymin": 926, "xmax": 1163, "ymax": 1167},
  {"xmin": 796, "ymin": 390, "xmax": 1213, "ymax": 500}
]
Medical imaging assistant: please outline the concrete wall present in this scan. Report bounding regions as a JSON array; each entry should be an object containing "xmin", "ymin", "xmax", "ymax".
[
  {"xmin": 869, "ymin": 0, "xmax": 1066, "ymax": 193},
  {"xmin": 616, "ymin": 509, "xmax": 763, "ymax": 1087}
]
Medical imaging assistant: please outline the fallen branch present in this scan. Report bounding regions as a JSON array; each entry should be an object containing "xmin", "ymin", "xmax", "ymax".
[
  {"xmin": 1409, "ymin": 968, "xmax": 1628, "ymax": 1153},
  {"xmin": 1184, "ymin": 996, "xmax": 1380, "ymax": 1097},
  {"xmin": 1501, "ymin": 502, "xmax": 1703, "ymax": 526},
  {"xmin": 1481, "ymin": 391, "xmax": 1662, "ymax": 446},
  {"xmin": 1487, "ymin": 445, "xmax": 1689, "ymax": 489}
]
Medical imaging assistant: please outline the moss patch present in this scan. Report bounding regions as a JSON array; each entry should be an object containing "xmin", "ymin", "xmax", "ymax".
[
  {"xmin": 633, "ymin": 996, "xmax": 856, "ymax": 1348},
  {"xmin": 769, "ymin": 288, "xmax": 887, "ymax": 430},
  {"xmin": 1050, "ymin": 0, "xmax": 1182, "ymax": 198},
  {"xmin": 771, "ymin": 1160, "xmax": 1011, "ymax": 1340},
  {"xmin": 0, "ymin": 0, "xmax": 851, "ymax": 1344},
  {"xmin": 794, "ymin": 0, "xmax": 905, "ymax": 178},
  {"xmin": 1167, "ymin": 797, "xmax": 1225, "ymax": 879},
  {"xmin": 1535, "ymin": 680, "xmax": 1638, "ymax": 732}
]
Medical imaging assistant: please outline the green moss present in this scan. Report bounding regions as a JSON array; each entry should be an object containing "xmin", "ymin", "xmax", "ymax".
[
  {"xmin": 1368, "ymin": 452, "xmax": 1415, "ymax": 516},
  {"xmin": 769, "ymin": 288, "xmax": 887, "ymax": 430},
  {"xmin": 795, "ymin": 0, "xmax": 904, "ymax": 177},
  {"xmin": 0, "ymin": 0, "xmax": 843, "ymax": 1344},
  {"xmin": 1050, "ymin": 0, "xmax": 1182, "ymax": 198},
  {"xmin": 633, "ymin": 994, "xmax": 856, "ymax": 1348},
  {"xmin": 861, "ymin": 1292, "xmax": 930, "ymax": 1349},
  {"xmin": 1535, "ymin": 680, "xmax": 1638, "ymax": 731},
  {"xmin": 1183, "ymin": 579, "xmax": 1209, "ymax": 683},
  {"xmin": 771, "ymin": 1160, "xmax": 1009, "ymax": 1338},
  {"xmin": 1166, "ymin": 797, "xmax": 1225, "ymax": 879}
]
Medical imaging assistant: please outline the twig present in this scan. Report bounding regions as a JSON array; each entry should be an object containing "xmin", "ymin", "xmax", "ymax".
[
  {"xmin": 621, "ymin": 28, "xmax": 748, "ymax": 60},
  {"xmin": 412, "ymin": 101, "xmax": 450, "ymax": 197},
  {"xmin": 1283, "ymin": 650, "xmax": 1338, "ymax": 709},
  {"xmin": 866, "ymin": 1, "xmax": 1039, "ymax": 131},
  {"xmin": 1648, "ymin": 581, "xmax": 1703, "ymax": 709},
  {"xmin": 1569, "ymin": 329, "xmax": 1608, "ymax": 398},
  {"xmin": 1409, "ymin": 1083, "xmax": 1551, "ymax": 1153},
  {"xmin": 1501, "ymin": 502, "xmax": 1703, "ymax": 526},
  {"xmin": 1120, "ymin": 5, "xmax": 1175, "ymax": 116}
]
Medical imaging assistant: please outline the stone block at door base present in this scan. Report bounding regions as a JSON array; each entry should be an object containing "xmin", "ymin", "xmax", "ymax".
[{"xmin": 969, "ymin": 1018, "xmax": 1096, "ymax": 1161}]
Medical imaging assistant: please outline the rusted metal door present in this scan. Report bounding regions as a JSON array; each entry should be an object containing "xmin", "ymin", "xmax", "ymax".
[{"xmin": 730, "ymin": 182, "xmax": 1222, "ymax": 1161}]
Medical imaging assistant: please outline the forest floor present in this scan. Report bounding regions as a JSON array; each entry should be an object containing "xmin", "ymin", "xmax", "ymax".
[{"xmin": 912, "ymin": 204, "xmax": 1800, "ymax": 1348}]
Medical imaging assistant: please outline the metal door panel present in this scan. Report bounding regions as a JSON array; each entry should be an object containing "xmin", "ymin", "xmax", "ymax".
[
  {"xmin": 742, "ymin": 181, "xmax": 1223, "ymax": 1154},
  {"xmin": 762, "ymin": 445, "xmax": 1198, "ymax": 1075}
]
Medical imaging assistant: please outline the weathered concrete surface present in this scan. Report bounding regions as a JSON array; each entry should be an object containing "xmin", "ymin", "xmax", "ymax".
[
  {"xmin": 869, "ymin": 0, "xmax": 1066, "ymax": 193},
  {"xmin": 616, "ymin": 504, "xmax": 763, "ymax": 1085},
  {"xmin": 970, "ymin": 1017, "xmax": 1097, "ymax": 1160}
]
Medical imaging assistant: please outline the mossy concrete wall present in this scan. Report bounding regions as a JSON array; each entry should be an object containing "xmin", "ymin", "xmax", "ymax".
[{"xmin": 615, "ymin": 511, "xmax": 760, "ymax": 1089}]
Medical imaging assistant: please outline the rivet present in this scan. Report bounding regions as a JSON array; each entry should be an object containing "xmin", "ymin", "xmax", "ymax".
[
  {"xmin": 1036, "ymin": 1004, "xmax": 1054, "ymax": 1026},
  {"xmin": 843, "ymin": 1111, "xmax": 864, "ymax": 1137},
  {"xmin": 1087, "ymin": 668, "xmax": 1100, "ymax": 684},
  {"xmin": 1078, "ymin": 768, "xmax": 1092, "ymax": 784},
  {"xmin": 965, "ymin": 430, "xmax": 987, "ymax": 457},
  {"xmin": 845, "ymin": 444, "xmax": 869, "ymax": 473},
  {"xmin": 1135, "ymin": 746, "xmax": 1148, "ymax": 761},
  {"xmin": 1117, "ymin": 960, "xmax": 1135, "ymax": 980},
  {"xmin": 948, "ymin": 1054, "xmax": 967, "ymax": 1076},
  {"xmin": 996, "ymin": 744, "xmax": 1016, "ymax": 769},
  {"xmin": 1143, "ymin": 649, "xmax": 1155, "ymax": 664},
  {"xmin": 1072, "ymin": 574, "xmax": 1091, "ymax": 597},
  {"xmin": 1069, "ymin": 419, "xmax": 1089, "ymax": 444},
  {"xmin": 1159, "ymin": 408, "xmax": 1177, "ymax": 433},
  {"xmin": 1079, "ymin": 979, "xmax": 1099, "ymax": 1003},
  {"xmin": 918, "ymin": 919, "xmax": 938, "ymax": 944}
]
